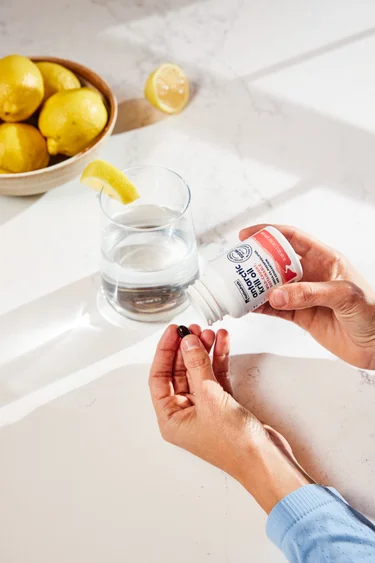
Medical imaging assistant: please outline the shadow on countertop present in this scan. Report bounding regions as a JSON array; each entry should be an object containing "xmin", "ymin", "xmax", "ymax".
[{"xmin": 0, "ymin": 272, "xmax": 163, "ymax": 408}]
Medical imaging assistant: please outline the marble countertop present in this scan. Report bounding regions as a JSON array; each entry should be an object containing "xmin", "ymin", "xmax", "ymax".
[{"xmin": 1, "ymin": 1, "xmax": 375, "ymax": 561}]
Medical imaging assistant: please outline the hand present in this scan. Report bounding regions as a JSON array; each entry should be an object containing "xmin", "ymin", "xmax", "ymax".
[
  {"xmin": 149, "ymin": 324, "xmax": 311, "ymax": 513},
  {"xmin": 240, "ymin": 225, "xmax": 375, "ymax": 369}
]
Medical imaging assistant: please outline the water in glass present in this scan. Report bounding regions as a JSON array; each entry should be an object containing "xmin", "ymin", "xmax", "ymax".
[{"xmin": 101, "ymin": 203, "xmax": 199, "ymax": 320}]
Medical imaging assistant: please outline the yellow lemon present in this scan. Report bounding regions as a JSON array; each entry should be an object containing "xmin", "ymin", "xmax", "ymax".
[
  {"xmin": 80, "ymin": 160, "xmax": 140, "ymax": 204},
  {"xmin": 144, "ymin": 63, "xmax": 189, "ymax": 114},
  {"xmin": 38, "ymin": 87, "xmax": 108, "ymax": 156},
  {"xmin": 0, "ymin": 54, "xmax": 44, "ymax": 122},
  {"xmin": 36, "ymin": 61, "xmax": 81, "ymax": 102},
  {"xmin": 0, "ymin": 123, "xmax": 49, "ymax": 173}
]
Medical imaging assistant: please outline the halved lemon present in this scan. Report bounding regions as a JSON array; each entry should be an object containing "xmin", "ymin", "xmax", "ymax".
[
  {"xmin": 144, "ymin": 63, "xmax": 189, "ymax": 114},
  {"xmin": 80, "ymin": 160, "xmax": 140, "ymax": 204}
]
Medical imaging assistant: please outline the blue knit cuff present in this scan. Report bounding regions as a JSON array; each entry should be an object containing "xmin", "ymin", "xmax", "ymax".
[{"xmin": 266, "ymin": 485, "xmax": 343, "ymax": 548}]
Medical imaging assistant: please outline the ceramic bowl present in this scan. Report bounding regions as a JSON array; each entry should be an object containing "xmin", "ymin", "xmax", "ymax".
[{"xmin": 0, "ymin": 56, "xmax": 117, "ymax": 197}]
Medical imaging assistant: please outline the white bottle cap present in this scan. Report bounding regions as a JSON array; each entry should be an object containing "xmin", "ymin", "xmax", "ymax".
[{"xmin": 186, "ymin": 280, "xmax": 223, "ymax": 325}]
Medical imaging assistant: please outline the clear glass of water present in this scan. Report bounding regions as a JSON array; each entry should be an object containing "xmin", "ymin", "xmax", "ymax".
[{"xmin": 99, "ymin": 165, "xmax": 199, "ymax": 321}]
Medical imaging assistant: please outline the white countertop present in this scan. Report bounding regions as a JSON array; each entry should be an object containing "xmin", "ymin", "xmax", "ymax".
[{"xmin": 1, "ymin": 1, "xmax": 375, "ymax": 561}]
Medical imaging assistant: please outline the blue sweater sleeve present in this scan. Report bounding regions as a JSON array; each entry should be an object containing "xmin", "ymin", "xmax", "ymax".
[{"xmin": 266, "ymin": 484, "xmax": 375, "ymax": 562}]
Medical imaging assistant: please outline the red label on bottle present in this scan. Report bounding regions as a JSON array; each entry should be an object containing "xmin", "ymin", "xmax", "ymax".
[{"xmin": 253, "ymin": 229, "xmax": 297, "ymax": 283}]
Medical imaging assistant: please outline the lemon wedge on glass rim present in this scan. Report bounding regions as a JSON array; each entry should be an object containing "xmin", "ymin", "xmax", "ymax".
[
  {"xmin": 145, "ymin": 63, "xmax": 189, "ymax": 114},
  {"xmin": 80, "ymin": 160, "xmax": 140, "ymax": 204}
]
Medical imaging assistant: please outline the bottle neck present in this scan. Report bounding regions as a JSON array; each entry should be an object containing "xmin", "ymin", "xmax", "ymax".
[{"xmin": 186, "ymin": 280, "xmax": 224, "ymax": 325}]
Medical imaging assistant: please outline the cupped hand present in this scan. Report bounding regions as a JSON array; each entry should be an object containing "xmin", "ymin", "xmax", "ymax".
[
  {"xmin": 240, "ymin": 225, "xmax": 375, "ymax": 369},
  {"xmin": 149, "ymin": 324, "xmax": 311, "ymax": 512}
]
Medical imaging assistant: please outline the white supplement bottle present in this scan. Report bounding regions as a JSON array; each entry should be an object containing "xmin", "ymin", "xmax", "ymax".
[{"xmin": 186, "ymin": 226, "xmax": 303, "ymax": 324}]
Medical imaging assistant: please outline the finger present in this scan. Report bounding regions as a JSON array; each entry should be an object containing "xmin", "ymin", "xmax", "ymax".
[
  {"xmin": 173, "ymin": 347, "xmax": 190, "ymax": 395},
  {"xmin": 178, "ymin": 327, "xmax": 215, "ymax": 394},
  {"xmin": 254, "ymin": 301, "xmax": 295, "ymax": 322},
  {"xmin": 189, "ymin": 324, "xmax": 202, "ymax": 337},
  {"xmin": 269, "ymin": 280, "xmax": 365, "ymax": 316},
  {"xmin": 201, "ymin": 329, "xmax": 215, "ymax": 354},
  {"xmin": 173, "ymin": 324, "xmax": 203, "ymax": 395},
  {"xmin": 212, "ymin": 329, "xmax": 232, "ymax": 394},
  {"xmin": 186, "ymin": 393, "xmax": 196, "ymax": 405},
  {"xmin": 257, "ymin": 293, "xmax": 335, "ymax": 336},
  {"xmin": 238, "ymin": 224, "xmax": 330, "ymax": 259},
  {"xmin": 149, "ymin": 325, "xmax": 179, "ymax": 405},
  {"xmin": 181, "ymin": 334, "xmax": 217, "ymax": 391},
  {"xmin": 189, "ymin": 324, "xmax": 216, "ymax": 351},
  {"xmin": 173, "ymin": 325, "xmax": 202, "ymax": 395},
  {"xmin": 189, "ymin": 325, "xmax": 216, "ymax": 352},
  {"xmin": 161, "ymin": 394, "xmax": 195, "ymax": 420},
  {"xmin": 174, "ymin": 326, "xmax": 214, "ymax": 395}
]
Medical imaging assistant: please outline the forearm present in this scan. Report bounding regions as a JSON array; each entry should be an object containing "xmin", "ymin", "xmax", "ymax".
[{"xmin": 234, "ymin": 435, "xmax": 313, "ymax": 514}]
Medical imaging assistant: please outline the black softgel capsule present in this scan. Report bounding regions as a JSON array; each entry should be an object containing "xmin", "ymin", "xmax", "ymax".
[{"xmin": 177, "ymin": 325, "xmax": 191, "ymax": 338}]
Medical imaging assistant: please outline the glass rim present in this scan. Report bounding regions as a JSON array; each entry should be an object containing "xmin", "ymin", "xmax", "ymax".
[{"xmin": 98, "ymin": 165, "xmax": 191, "ymax": 231}]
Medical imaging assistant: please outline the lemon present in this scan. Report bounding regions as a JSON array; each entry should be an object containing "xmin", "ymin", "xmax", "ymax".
[
  {"xmin": 80, "ymin": 160, "xmax": 140, "ymax": 204},
  {"xmin": 0, "ymin": 54, "xmax": 44, "ymax": 122},
  {"xmin": 36, "ymin": 61, "xmax": 81, "ymax": 102},
  {"xmin": 38, "ymin": 87, "xmax": 108, "ymax": 157},
  {"xmin": 144, "ymin": 63, "xmax": 189, "ymax": 114},
  {"xmin": 0, "ymin": 123, "xmax": 49, "ymax": 173},
  {"xmin": 0, "ymin": 167, "xmax": 11, "ymax": 174}
]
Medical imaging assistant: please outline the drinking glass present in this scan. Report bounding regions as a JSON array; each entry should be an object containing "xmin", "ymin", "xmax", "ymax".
[{"xmin": 99, "ymin": 165, "xmax": 199, "ymax": 321}]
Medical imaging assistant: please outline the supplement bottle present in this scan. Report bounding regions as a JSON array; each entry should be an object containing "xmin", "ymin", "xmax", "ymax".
[{"xmin": 186, "ymin": 226, "xmax": 303, "ymax": 324}]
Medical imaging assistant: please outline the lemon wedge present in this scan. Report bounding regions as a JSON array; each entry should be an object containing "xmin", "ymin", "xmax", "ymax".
[
  {"xmin": 80, "ymin": 160, "xmax": 140, "ymax": 204},
  {"xmin": 144, "ymin": 63, "xmax": 189, "ymax": 114}
]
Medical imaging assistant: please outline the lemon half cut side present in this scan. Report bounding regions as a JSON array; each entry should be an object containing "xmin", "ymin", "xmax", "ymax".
[{"xmin": 145, "ymin": 63, "xmax": 189, "ymax": 114}]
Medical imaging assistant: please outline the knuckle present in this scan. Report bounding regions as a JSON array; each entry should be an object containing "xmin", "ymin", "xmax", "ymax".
[
  {"xmin": 331, "ymin": 250, "xmax": 348, "ymax": 277},
  {"xmin": 187, "ymin": 354, "xmax": 210, "ymax": 370},
  {"xmin": 215, "ymin": 370, "xmax": 229, "ymax": 380},
  {"xmin": 215, "ymin": 371, "xmax": 230, "ymax": 386},
  {"xmin": 332, "ymin": 249, "xmax": 344, "ymax": 267},
  {"xmin": 295, "ymin": 282, "xmax": 314, "ymax": 304},
  {"xmin": 339, "ymin": 281, "xmax": 364, "ymax": 312},
  {"xmin": 343, "ymin": 281, "xmax": 363, "ymax": 299}
]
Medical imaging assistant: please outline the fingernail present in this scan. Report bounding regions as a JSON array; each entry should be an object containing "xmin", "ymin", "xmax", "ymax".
[
  {"xmin": 271, "ymin": 289, "xmax": 288, "ymax": 307},
  {"xmin": 182, "ymin": 335, "xmax": 201, "ymax": 351}
]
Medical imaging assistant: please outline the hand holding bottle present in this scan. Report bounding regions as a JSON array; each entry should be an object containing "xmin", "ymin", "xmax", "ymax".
[{"xmin": 240, "ymin": 224, "xmax": 375, "ymax": 369}]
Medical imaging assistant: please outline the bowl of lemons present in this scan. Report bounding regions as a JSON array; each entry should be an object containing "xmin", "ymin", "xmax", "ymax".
[{"xmin": 0, "ymin": 55, "xmax": 117, "ymax": 196}]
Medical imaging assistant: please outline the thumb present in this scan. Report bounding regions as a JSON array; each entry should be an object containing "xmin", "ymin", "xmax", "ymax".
[
  {"xmin": 269, "ymin": 281, "xmax": 364, "ymax": 314},
  {"xmin": 181, "ymin": 334, "xmax": 216, "ymax": 390}
]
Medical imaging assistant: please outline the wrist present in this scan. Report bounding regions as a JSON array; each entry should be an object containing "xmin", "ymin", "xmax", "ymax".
[{"xmin": 234, "ymin": 432, "xmax": 313, "ymax": 514}]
